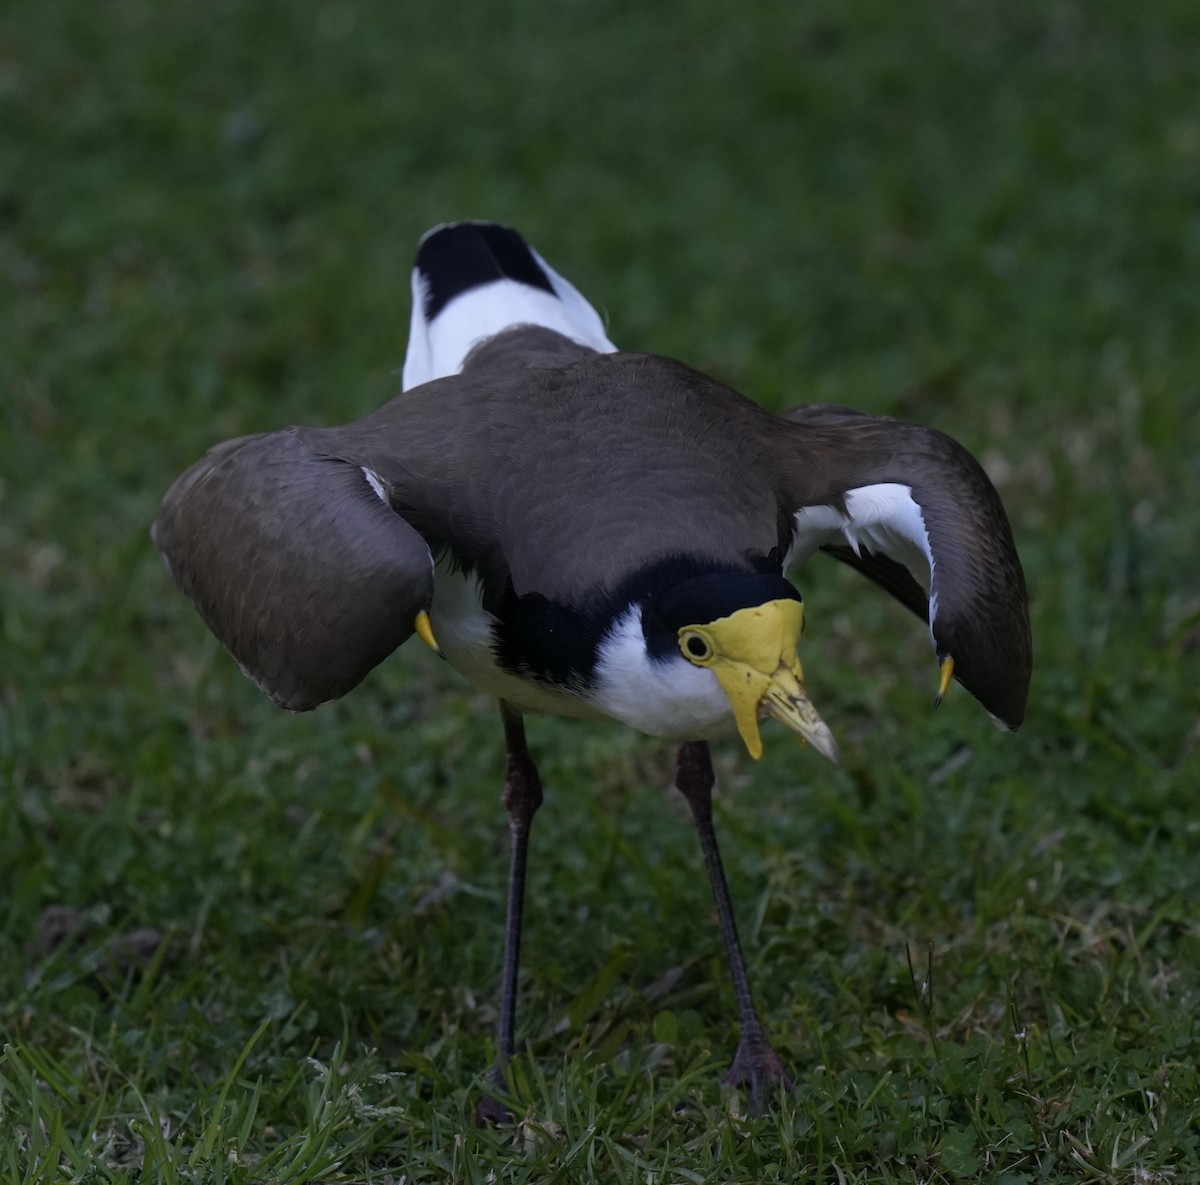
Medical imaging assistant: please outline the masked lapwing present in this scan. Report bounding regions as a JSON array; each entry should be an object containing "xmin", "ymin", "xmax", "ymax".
[{"xmin": 153, "ymin": 221, "xmax": 1031, "ymax": 1118}]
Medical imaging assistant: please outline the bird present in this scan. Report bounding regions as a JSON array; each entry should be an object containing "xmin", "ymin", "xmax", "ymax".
[{"xmin": 153, "ymin": 220, "xmax": 1031, "ymax": 1119}]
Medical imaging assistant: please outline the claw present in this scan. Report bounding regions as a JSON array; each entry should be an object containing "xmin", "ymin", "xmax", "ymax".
[
  {"xmin": 935, "ymin": 656, "xmax": 955, "ymax": 707},
  {"xmin": 724, "ymin": 1026, "xmax": 794, "ymax": 1115},
  {"xmin": 474, "ymin": 1069, "xmax": 514, "ymax": 1126},
  {"xmin": 414, "ymin": 609, "xmax": 442, "ymax": 655}
]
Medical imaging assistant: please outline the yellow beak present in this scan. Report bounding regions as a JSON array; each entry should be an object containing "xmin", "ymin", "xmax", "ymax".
[{"xmin": 681, "ymin": 599, "xmax": 839, "ymax": 763}]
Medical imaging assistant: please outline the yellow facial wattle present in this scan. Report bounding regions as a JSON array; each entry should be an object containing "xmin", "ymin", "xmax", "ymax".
[{"xmin": 677, "ymin": 598, "xmax": 839, "ymax": 763}]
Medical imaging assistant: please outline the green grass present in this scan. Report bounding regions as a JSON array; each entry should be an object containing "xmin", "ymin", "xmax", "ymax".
[{"xmin": 4, "ymin": 0, "xmax": 1200, "ymax": 1179}]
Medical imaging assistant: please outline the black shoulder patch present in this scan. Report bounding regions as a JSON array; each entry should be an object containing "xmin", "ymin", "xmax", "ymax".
[
  {"xmin": 416, "ymin": 223, "xmax": 557, "ymax": 321},
  {"xmin": 488, "ymin": 553, "xmax": 792, "ymax": 688}
]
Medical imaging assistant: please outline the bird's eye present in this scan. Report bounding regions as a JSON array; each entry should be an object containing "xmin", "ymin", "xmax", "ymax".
[{"xmin": 680, "ymin": 631, "xmax": 713, "ymax": 662}]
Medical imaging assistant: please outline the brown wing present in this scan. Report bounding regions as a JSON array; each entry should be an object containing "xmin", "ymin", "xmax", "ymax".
[
  {"xmin": 777, "ymin": 405, "xmax": 1032, "ymax": 728},
  {"xmin": 152, "ymin": 427, "xmax": 434, "ymax": 711}
]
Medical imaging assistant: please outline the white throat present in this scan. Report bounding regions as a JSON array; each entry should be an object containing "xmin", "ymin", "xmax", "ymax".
[{"xmin": 589, "ymin": 606, "xmax": 736, "ymax": 740}]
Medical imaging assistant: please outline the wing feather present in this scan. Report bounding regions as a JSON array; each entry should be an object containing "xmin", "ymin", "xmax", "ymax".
[
  {"xmin": 778, "ymin": 406, "xmax": 1031, "ymax": 727},
  {"xmin": 152, "ymin": 427, "xmax": 435, "ymax": 710}
]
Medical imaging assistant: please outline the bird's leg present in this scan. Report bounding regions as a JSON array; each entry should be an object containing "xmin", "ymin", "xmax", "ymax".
[
  {"xmin": 475, "ymin": 702, "xmax": 544, "ymax": 1127},
  {"xmin": 674, "ymin": 740, "xmax": 793, "ymax": 1113}
]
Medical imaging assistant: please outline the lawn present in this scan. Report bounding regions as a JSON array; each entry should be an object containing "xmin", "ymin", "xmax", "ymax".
[{"xmin": 3, "ymin": 0, "xmax": 1200, "ymax": 1180}]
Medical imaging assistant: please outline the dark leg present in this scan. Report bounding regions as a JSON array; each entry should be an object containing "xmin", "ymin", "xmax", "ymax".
[
  {"xmin": 475, "ymin": 702, "xmax": 544, "ymax": 1126},
  {"xmin": 674, "ymin": 740, "xmax": 793, "ymax": 1113}
]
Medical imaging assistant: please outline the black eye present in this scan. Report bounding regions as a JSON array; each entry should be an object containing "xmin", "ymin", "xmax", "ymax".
[{"xmin": 683, "ymin": 633, "xmax": 711, "ymax": 660}]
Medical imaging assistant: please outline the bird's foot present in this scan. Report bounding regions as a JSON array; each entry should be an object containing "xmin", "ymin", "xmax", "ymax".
[
  {"xmin": 723, "ymin": 1025, "xmax": 793, "ymax": 1114},
  {"xmin": 474, "ymin": 1069, "xmax": 514, "ymax": 1127}
]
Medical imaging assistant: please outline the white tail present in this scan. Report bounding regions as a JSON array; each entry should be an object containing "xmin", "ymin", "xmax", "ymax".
[{"xmin": 401, "ymin": 222, "xmax": 618, "ymax": 391}]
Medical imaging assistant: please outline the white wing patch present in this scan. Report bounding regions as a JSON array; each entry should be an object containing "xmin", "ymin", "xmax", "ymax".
[
  {"xmin": 402, "ymin": 253, "xmax": 618, "ymax": 391},
  {"xmin": 361, "ymin": 466, "xmax": 387, "ymax": 503},
  {"xmin": 788, "ymin": 482, "xmax": 938, "ymax": 625}
]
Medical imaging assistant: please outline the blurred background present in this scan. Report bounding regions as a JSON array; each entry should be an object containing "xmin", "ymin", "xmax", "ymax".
[{"xmin": 3, "ymin": 0, "xmax": 1200, "ymax": 1177}]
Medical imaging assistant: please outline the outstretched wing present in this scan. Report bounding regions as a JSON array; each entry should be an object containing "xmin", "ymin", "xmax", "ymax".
[
  {"xmin": 778, "ymin": 404, "xmax": 1032, "ymax": 728},
  {"xmin": 152, "ymin": 427, "xmax": 435, "ymax": 711}
]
